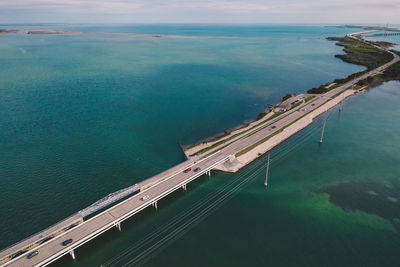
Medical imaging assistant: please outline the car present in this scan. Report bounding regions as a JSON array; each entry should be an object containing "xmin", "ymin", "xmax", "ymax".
[
  {"xmin": 140, "ymin": 195, "xmax": 149, "ymax": 201},
  {"xmin": 62, "ymin": 239, "xmax": 73, "ymax": 246},
  {"xmin": 271, "ymin": 126, "xmax": 276, "ymax": 129},
  {"xmin": 184, "ymin": 168, "xmax": 191, "ymax": 173},
  {"xmin": 311, "ymin": 103, "xmax": 315, "ymax": 106},
  {"xmin": 193, "ymin": 167, "xmax": 201, "ymax": 172},
  {"xmin": 26, "ymin": 250, "xmax": 39, "ymax": 259}
]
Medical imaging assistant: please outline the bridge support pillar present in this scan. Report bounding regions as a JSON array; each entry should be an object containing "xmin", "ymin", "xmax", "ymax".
[
  {"xmin": 153, "ymin": 201, "xmax": 158, "ymax": 209},
  {"xmin": 116, "ymin": 222, "xmax": 121, "ymax": 231},
  {"xmin": 70, "ymin": 250, "xmax": 76, "ymax": 260},
  {"xmin": 206, "ymin": 170, "xmax": 211, "ymax": 176},
  {"xmin": 182, "ymin": 184, "xmax": 187, "ymax": 191}
]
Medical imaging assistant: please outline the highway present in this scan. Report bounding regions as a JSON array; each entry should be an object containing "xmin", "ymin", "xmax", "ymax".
[
  {"xmin": 201, "ymin": 45, "xmax": 399, "ymax": 161},
  {"xmin": 1, "ymin": 34, "xmax": 399, "ymax": 267},
  {"xmin": 4, "ymin": 153, "xmax": 230, "ymax": 267}
]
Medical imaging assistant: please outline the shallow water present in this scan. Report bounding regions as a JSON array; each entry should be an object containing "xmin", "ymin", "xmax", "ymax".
[
  {"xmin": 51, "ymin": 81, "xmax": 400, "ymax": 267},
  {"xmin": 365, "ymin": 34, "xmax": 400, "ymax": 51},
  {"xmin": 3, "ymin": 25, "xmax": 398, "ymax": 266}
]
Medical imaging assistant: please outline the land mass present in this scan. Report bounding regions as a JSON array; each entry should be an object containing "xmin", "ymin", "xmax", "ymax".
[
  {"xmin": 183, "ymin": 31, "xmax": 400, "ymax": 172},
  {"xmin": 2, "ymin": 28, "xmax": 400, "ymax": 267},
  {"xmin": 330, "ymin": 25, "xmax": 400, "ymax": 32},
  {"xmin": 0, "ymin": 28, "xmax": 80, "ymax": 34}
]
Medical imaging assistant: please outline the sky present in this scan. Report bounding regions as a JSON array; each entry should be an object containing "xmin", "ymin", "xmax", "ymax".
[{"xmin": 0, "ymin": 0, "xmax": 399, "ymax": 24}]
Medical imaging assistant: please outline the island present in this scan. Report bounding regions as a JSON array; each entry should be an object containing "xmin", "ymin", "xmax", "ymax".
[
  {"xmin": 1, "ymin": 27, "xmax": 400, "ymax": 267},
  {"xmin": 183, "ymin": 30, "xmax": 400, "ymax": 172},
  {"xmin": 0, "ymin": 28, "xmax": 80, "ymax": 34}
]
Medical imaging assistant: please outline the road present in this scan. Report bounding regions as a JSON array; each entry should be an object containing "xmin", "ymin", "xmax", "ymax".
[
  {"xmin": 4, "ymin": 153, "xmax": 230, "ymax": 267},
  {"xmin": 2, "ymin": 34, "xmax": 399, "ymax": 267}
]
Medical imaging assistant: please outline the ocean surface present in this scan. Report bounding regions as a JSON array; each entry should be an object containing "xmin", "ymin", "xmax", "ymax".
[
  {"xmin": 1, "ymin": 25, "xmax": 399, "ymax": 266},
  {"xmin": 366, "ymin": 34, "xmax": 400, "ymax": 51}
]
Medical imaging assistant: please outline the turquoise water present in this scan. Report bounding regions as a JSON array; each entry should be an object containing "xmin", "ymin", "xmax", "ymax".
[
  {"xmin": 3, "ymin": 25, "xmax": 399, "ymax": 266},
  {"xmin": 366, "ymin": 35, "xmax": 400, "ymax": 51},
  {"xmin": 53, "ymin": 81, "xmax": 400, "ymax": 267}
]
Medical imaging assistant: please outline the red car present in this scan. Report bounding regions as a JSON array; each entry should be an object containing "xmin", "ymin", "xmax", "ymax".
[{"xmin": 184, "ymin": 168, "xmax": 191, "ymax": 173}]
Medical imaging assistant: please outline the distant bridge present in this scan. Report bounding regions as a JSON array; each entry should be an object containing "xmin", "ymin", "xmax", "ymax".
[
  {"xmin": 362, "ymin": 32, "xmax": 400, "ymax": 37},
  {"xmin": 1, "ymin": 30, "xmax": 400, "ymax": 267}
]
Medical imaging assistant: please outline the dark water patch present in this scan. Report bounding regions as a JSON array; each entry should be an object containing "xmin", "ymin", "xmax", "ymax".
[{"xmin": 322, "ymin": 181, "xmax": 400, "ymax": 230}]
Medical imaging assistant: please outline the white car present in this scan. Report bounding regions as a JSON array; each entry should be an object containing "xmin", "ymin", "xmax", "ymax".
[{"xmin": 140, "ymin": 195, "xmax": 149, "ymax": 201}]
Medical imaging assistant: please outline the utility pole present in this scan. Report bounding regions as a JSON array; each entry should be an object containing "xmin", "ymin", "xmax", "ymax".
[
  {"xmin": 319, "ymin": 116, "xmax": 327, "ymax": 144},
  {"xmin": 264, "ymin": 152, "xmax": 270, "ymax": 188}
]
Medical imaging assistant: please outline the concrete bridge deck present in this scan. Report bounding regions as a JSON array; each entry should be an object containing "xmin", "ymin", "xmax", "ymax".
[
  {"xmin": 3, "ymin": 153, "xmax": 230, "ymax": 267},
  {"xmin": 362, "ymin": 32, "xmax": 400, "ymax": 37},
  {"xmin": 1, "ymin": 32, "xmax": 399, "ymax": 267}
]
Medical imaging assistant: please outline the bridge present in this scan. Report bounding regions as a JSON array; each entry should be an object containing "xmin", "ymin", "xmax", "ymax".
[
  {"xmin": 1, "ymin": 32, "xmax": 399, "ymax": 267},
  {"xmin": 1, "ymin": 152, "xmax": 230, "ymax": 266},
  {"xmin": 362, "ymin": 32, "xmax": 400, "ymax": 37}
]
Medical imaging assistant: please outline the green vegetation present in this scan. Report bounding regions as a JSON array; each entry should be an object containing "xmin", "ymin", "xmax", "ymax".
[
  {"xmin": 235, "ymin": 98, "xmax": 327, "ymax": 158},
  {"xmin": 328, "ymin": 37, "xmax": 393, "ymax": 69},
  {"xmin": 352, "ymin": 84, "xmax": 364, "ymax": 90},
  {"xmin": 381, "ymin": 61, "xmax": 400, "ymax": 81},
  {"xmin": 356, "ymin": 76, "xmax": 377, "ymax": 87},
  {"xmin": 192, "ymin": 95, "xmax": 321, "ymax": 157},
  {"xmin": 290, "ymin": 101, "xmax": 303, "ymax": 110},
  {"xmin": 236, "ymin": 129, "xmax": 283, "ymax": 157},
  {"xmin": 256, "ymin": 112, "xmax": 268, "ymax": 120},
  {"xmin": 374, "ymin": 41, "xmax": 394, "ymax": 48},
  {"xmin": 192, "ymin": 38, "xmax": 399, "ymax": 158},
  {"xmin": 282, "ymin": 93, "xmax": 292, "ymax": 102},
  {"xmin": 0, "ymin": 29, "xmax": 19, "ymax": 33},
  {"xmin": 354, "ymin": 62, "xmax": 400, "ymax": 89},
  {"xmin": 308, "ymin": 37, "xmax": 394, "ymax": 94},
  {"xmin": 304, "ymin": 96, "xmax": 316, "ymax": 103},
  {"xmin": 308, "ymin": 84, "xmax": 330, "ymax": 94},
  {"xmin": 191, "ymin": 135, "xmax": 235, "ymax": 157},
  {"xmin": 191, "ymin": 111, "xmax": 280, "ymax": 156}
]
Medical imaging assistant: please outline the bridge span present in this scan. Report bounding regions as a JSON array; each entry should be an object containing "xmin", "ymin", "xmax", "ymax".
[
  {"xmin": 362, "ymin": 32, "xmax": 400, "ymax": 37},
  {"xmin": 2, "ymin": 152, "xmax": 230, "ymax": 267},
  {"xmin": 1, "ymin": 31, "xmax": 399, "ymax": 267}
]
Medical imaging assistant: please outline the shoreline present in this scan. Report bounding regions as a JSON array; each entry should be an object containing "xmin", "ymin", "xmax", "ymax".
[
  {"xmin": 184, "ymin": 111, "xmax": 275, "ymax": 156},
  {"xmin": 0, "ymin": 28, "xmax": 81, "ymax": 35},
  {"xmin": 2, "ymin": 28, "xmax": 399, "ymax": 266},
  {"xmin": 185, "ymin": 34, "xmax": 399, "ymax": 173},
  {"xmin": 216, "ymin": 88, "xmax": 361, "ymax": 172}
]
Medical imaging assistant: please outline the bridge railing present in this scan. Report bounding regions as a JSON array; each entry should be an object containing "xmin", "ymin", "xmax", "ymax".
[
  {"xmin": 78, "ymin": 184, "xmax": 140, "ymax": 218},
  {"xmin": 30, "ymin": 155, "xmax": 232, "ymax": 267},
  {"xmin": 0, "ymin": 213, "xmax": 82, "ymax": 263}
]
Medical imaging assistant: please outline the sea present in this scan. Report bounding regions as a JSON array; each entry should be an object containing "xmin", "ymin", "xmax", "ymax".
[{"xmin": 0, "ymin": 25, "xmax": 399, "ymax": 266}]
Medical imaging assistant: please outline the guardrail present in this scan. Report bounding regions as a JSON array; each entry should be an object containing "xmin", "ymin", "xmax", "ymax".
[
  {"xmin": 0, "ymin": 214, "xmax": 82, "ymax": 265},
  {"xmin": 5, "ymin": 155, "xmax": 230, "ymax": 267}
]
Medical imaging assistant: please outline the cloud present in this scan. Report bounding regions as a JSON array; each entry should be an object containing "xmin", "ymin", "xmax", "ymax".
[{"xmin": 0, "ymin": 0, "xmax": 399, "ymax": 24}]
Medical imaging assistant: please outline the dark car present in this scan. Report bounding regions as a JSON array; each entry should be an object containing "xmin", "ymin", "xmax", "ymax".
[
  {"xmin": 26, "ymin": 250, "xmax": 39, "ymax": 259},
  {"xmin": 184, "ymin": 168, "xmax": 191, "ymax": 173},
  {"xmin": 62, "ymin": 239, "xmax": 73, "ymax": 246},
  {"xmin": 271, "ymin": 126, "xmax": 276, "ymax": 129},
  {"xmin": 193, "ymin": 167, "xmax": 201, "ymax": 172}
]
